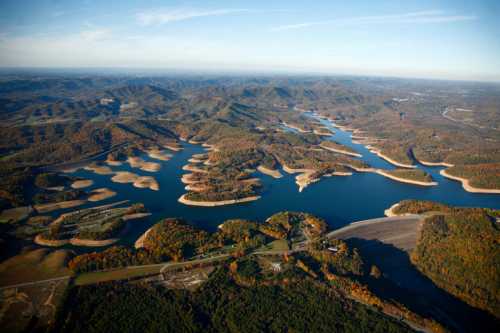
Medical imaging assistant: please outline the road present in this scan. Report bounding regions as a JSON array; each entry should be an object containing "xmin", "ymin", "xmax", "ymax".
[
  {"xmin": 42, "ymin": 142, "xmax": 129, "ymax": 171},
  {"xmin": 0, "ymin": 276, "xmax": 71, "ymax": 291}
]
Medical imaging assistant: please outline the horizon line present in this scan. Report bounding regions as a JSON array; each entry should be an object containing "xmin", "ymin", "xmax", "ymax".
[{"xmin": 0, "ymin": 66, "xmax": 499, "ymax": 84}]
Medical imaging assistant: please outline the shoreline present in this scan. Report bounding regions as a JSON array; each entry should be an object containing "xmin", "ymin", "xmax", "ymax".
[
  {"xmin": 87, "ymin": 188, "xmax": 117, "ymax": 202},
  {"xmin": 416, "ymin": 159, "xmax": 454, "ymax": 167},
  {"xmin": 313, "ymin": 129, "xmax": 334, "ymax": 136},
  {"xmin": 182, "ymin": 164, "xmax": 208, "ymax": 173},
  {"xmin": 134, "ymin": 226, "xmax": 153, "ymax": 249},
  {"xmin": 282, "ymin": 164, "xmax": 312, "ymax": 174},
  {"xmin": 345, "ymin": 165, "xmax": 437, "ymax": 187},
  {"xmin": 282, "ymin": 122, "xmax": 311, "ymax": 133},
  {"xmin": 257, "ymin": 165, "xmax": 283, "ymax": 179},
  {"xmin": 440, "ymin": 169, "xmax": 500, "ymax": 194},
  {"xmin": 178, "ymin": 194, "xmax": 261, "ymax": 207},
  {"xmin": 181, "ymin": 173, "xmax": 200, "ymax": 184},
  {"xmin": 375, "ymin": 170, "xmax": 438, "ymax": 186},
  {"xmin": 384, "ymin": 203, "xmax": 400, "ymax": 217},
  {"xmin": 146, "ymin": 149, "xmax": 172, "ymax": 161},
  {"xmin": 34, "ymin": 200, "xmax": 87, "ymax": 214},
  {"xmin": 320, "ymin": 144, "xmax": 362, "ymax": 158},
  {"xmin": 368, "ymin": 147, "xmax": 416, "ymax": 169},
  {"xmin": 127, "ymin": 157, "xmax": 161, "ymax": 172},
  {"xmin": 71, "ymin": 179, "xmax": 94, "ymax": 189},
  {"xmin": 34, "ymin": 234, "xmax": 119, "ymax": 247}
]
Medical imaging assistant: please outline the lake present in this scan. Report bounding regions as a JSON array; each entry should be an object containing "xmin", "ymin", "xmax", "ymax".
[{"xmin": 69, "ymin": 113, "xmax": 500, "ymax": 246}]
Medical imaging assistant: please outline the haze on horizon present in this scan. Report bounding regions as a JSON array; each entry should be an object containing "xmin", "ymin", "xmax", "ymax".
[{"xmin": 0, "ymin": 0, "xmax": 499, "ymax": 82}]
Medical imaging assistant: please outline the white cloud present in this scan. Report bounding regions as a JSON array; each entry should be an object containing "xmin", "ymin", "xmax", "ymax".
[
  {"xmin": 80, "ymin": 29, "xmax": 111, "ymax": 41},
  {"xmin": 136, "ymin": 8, "xmax": 249, "ymax": 26},
  {"xmin": 272, "ymin": 10, "xmax": 477, "ymax": 31}
]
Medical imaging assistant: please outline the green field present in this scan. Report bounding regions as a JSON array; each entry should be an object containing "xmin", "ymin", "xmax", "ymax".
[{"xmin": 257, "ymin": 239, "xmax": 290, "ymax": 252}]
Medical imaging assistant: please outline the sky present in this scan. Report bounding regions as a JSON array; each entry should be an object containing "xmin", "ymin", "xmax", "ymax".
[{"xmin": 0, "ymin": 0, "xmax": 499, "ymax": 81}]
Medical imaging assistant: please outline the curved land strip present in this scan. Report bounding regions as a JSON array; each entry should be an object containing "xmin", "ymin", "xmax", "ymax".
[
  {"xmin": 163, "ymin": 144, "xmax": 183, "ymax": 152},
  {"xmin": 34, "ymin": 234, "xmax": 119, "ymax": 247},
  {"xmin": 83, "ymin": 164, "xmax": 114, "ymax": 175},
  {"xmin": 127, "ymin": 157, "xmax": 161, "ymax": 172},
  {"xmin": 320, "ymin": 143, "xmax": 362, "ymax": 158},
  {"xmin": 134, "ymin": 226, "xmax": 153, "ymax": 249},
  {"xmin": 110, "ymin": 172, "xmax": 159, "ymax": 191},
  {"xmin": 178, "ymin": 194, "xmax": 260, "ymax": 207},
  {"xmin": 415, "ymin": 159, "xmax": 454, "ymax": 167},
  {"xmin": 133, "ymin": 176, "xmax": 160, "ymax": 191},
  {"xmin": 87, "ymin": 188, "xmax": 117, "ymax": 202},
  {"xmin": 182, "ymin": 164, "xmax": 208, "ymax": 173},
  {"xmin": 105, "ymin": 158, "xmax": 123, "ymax": 166},
  {"xmin": 282, "ymin": 122, "xmax": 311, "ymax": 133},
  {"xmin": 111, "ymin": 171, "xmax": 138, "ymax": 183},
  {"xmin": 345, "ymin": 165, "xmax": 436, "ymax": 187},
  {"xmin": 375, "ymin": 170, "xmax": 437, "ymax": 186},
  {"xmin": 257, "ymin": 165, "xmax": 283, "ymax": 178},
  {"xmin": 367, "ymin": 147, "xmax": 416, "ymax": 168},
  {"xmin": 71, "ymin": 179, "xmax": 94, "ymax": 189},
  {"xmin": 34, "ymin": 200, "xmax": 87, "ymax": 214},
  {"xmin": 146, "ymin": 148, "xmax": 172, "ymax": 161},
  {"xmin": 313, "ymin": 128, "xmax": 334, "ymax": 136},
  {"xmin": 440, "ymin": 169, "xmax": 500, "ymax": 194}
]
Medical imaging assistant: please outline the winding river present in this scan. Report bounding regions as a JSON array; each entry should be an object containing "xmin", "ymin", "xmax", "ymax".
[{"xmin": 67, "ymin": 114, "xmax": 500, "ymax": 246}]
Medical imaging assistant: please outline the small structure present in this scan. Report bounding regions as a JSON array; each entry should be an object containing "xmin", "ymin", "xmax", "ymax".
[
  {"xmin": 270, "ymin": 262, "xmax": 282, "ymax": 272},
  {"xmin": 100, "ymin": 98, "xmax": 114, "ymax": 105},
  {"xmin": 327, "ymin": 246, "xmax": 339, "ymax": 253}
]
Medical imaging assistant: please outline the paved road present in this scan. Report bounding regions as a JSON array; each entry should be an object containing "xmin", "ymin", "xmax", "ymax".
[{"xmin": 0, "ymin": 276, "xmax": 71, "ymax": 291}]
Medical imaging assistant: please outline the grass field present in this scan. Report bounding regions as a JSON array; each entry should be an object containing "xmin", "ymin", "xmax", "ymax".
[
  {"xmin": 74, "ymin": 265, "xmax": 163, "ymax": 285},
  {"xmin": 257, "ymin": 239, "xmax": 290, "ymax": 252}
]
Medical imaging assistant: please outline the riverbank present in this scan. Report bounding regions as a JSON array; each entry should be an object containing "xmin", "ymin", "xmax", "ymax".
[
  {"xmin": 134, "ymin": 226, "xmax": 153, "ymax": 249},
  {"xmin": 416, "ymin": 159, "xmax": 454, "ymax": 167},
  {"xmin": 87, "ymin": 188, "xmax": 117, "ymax": 202},
  {"xmin": 127, "ymin": 157, "xmax": 161, "ymax": 172},
  {"xmin": 182, "ymin": 164, "xmax": 208, "ymax": 173},
  {"xmin": 178, "ymin": 194, "xmax": 261, "ymax": 207},
  {"xmin": 111, "ymin": 172, "xmax": 159, "ymax": 191},
  {"xmin": 84, "ymin": 164, "xmax": 114, "ymax": 175},
  {"xmin": 71, "ymin": 179, "xmax": 94, "ymax": 189},
  {"xmin": 376, "ymin": 170, "xmax": 438, "ymax": 186},
  {"xmin": 34, "ymin": 200, "xmax": 87, "ymax": 214},
  {"xmin": 440, "ymin": 169, "xmax": 500, "ymax": 194},
  {"xmin": 367, "ymin": 147, "xmax": 416, "ymax": 169},
  {"xmin": 344, "ymin": 165, "xmax": 437, "ymax": 187},
  {"xmin": 320, "ymin": 143, "xmax": 362, "ymax": 158},
  {"xmin": 146, "ymin": 149, "xmax": 172, "ymax": 161},
  {"xmin": 34, "ymin": 234, "xmax": 119, "ymax": 247},
  {"xmin": 257, "ymin": 165, "xmax": 283, "ymax": 178},
  {"xmin": 282, "ymin": 122, "xmax": 311, "ymax": 133}
]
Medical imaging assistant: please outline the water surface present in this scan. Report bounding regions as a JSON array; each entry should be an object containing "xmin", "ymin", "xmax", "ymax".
[{"xmin": 68, "ymin": 114, "xmax": 500, "ymax": 246}]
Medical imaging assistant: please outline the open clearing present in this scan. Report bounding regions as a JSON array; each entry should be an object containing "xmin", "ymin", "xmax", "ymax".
[{"xmin": 0, "ymin": 248, "xmax": 72, "ymax": 286}]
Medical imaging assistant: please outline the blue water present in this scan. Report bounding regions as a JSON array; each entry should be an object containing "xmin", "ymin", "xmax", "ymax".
[{"xmin": 67, "ymin": 114, "xmax": 499, "ymax": 246}]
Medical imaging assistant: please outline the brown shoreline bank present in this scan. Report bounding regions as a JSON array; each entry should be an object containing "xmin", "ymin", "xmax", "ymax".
[
  {"xmin": 178, "ymin": 194, "xmax": 260, "ymax": 207},
  {"xmin": 440, "ymin": 169, "xmax": 500, "ymax": 194}
]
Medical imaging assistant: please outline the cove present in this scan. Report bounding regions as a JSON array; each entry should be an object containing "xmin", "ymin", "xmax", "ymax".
[{"xmin": 67, "ymin": 114, "xmax": 500, "ymax": 247}]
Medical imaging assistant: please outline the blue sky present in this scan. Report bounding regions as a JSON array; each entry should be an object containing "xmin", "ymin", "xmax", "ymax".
[{"xmin": 0, "ymin": 0, "xmax": 499, "ymax": 81}]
